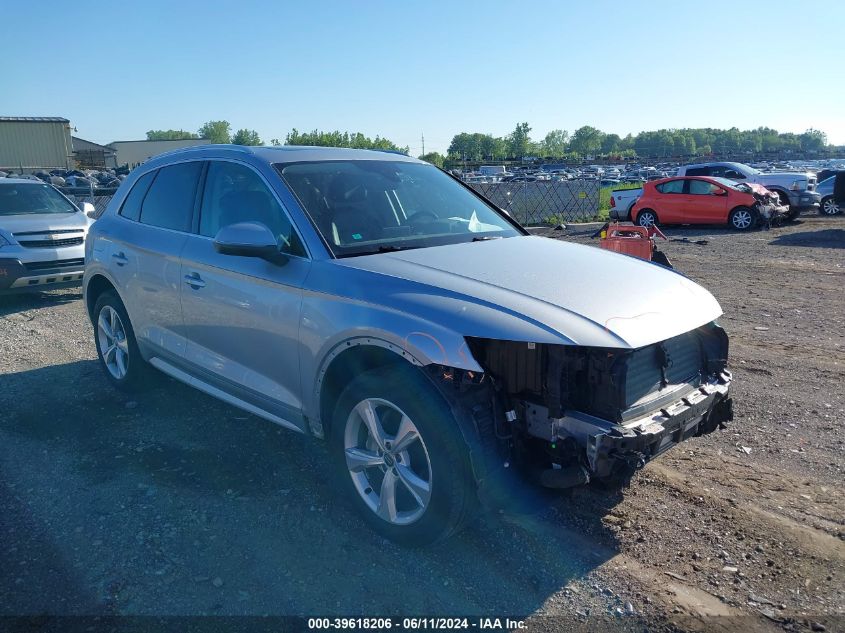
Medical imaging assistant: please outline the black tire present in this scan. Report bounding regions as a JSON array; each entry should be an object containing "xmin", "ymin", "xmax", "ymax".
[
  {"xmin": 92, "ymin": 290, "xmax": 154, "ymax": 392},
  {"xmin": 329, "ymin": 364, "xmax": 477, "ymax": 546},
  {"xmin": 820, "ymin": 196, "xmax": 841, "ymax": 216},
  {"xmin": 635, "ymin": 209, "xmax": 658, "ymax": 228},
  {"xmin": 728, "ymin": 206, "xmax": 757, "ymax": 231}
]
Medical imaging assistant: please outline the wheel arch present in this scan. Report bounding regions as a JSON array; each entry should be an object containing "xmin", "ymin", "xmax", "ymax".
[
  {"xmin": 315, "ymin": 340, "xmax": 426, "ymax": 439},
  {"xmin": 85, "ymin": 273, "xmax": 120, "ymax": 322}
]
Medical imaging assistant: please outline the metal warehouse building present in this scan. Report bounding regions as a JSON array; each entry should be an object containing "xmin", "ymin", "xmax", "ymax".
[
  {"xmin": 0, "ymin": 116, "xmax": 73, "ymax": 171},
  {"xmin": 108, "ymin": 138, "xmax": 209, "ymax": 169}
]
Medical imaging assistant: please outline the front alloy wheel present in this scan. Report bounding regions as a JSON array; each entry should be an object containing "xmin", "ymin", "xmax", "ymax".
[
  {"xmin": 729, "ymin": 207, "xmax": 755, "ymax": 230},
  {"xmin": 330, "ymin": 365, "xmax": 477, "ymax": 545},
  {"xmin": 344, "ymin": 398, "xmax": 432, "ymax": 525},
  {"xmin": 821, "ymin": 196, "xmax": 840, "ymax": 215}
]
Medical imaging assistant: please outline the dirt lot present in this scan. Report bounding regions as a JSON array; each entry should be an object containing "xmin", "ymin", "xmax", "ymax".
[{"xmin": 1, "ymin": 215, "xmax": 843, "ymax": 632}]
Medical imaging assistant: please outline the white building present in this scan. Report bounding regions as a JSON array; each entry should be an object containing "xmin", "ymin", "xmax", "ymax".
[{"xmin": 108, "ymin": 138, "xmax": 209, "ymax": 169}]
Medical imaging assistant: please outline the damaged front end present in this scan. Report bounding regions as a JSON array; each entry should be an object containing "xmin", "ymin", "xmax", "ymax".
[
  {"xmin": 740, "ymin": 183, "xmax": 790, "ymax": 224},
  {"xmin": 463, "ymin": 322, "xmax": 733, "ymax": 488}
]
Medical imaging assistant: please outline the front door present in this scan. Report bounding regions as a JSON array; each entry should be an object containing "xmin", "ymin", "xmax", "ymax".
[
  {"xmin": 685, "ymin": 178, "xmax": 729, "ymax": 224},
  {"xmin": 179, "ymin": 159, "xmax": 311, "ymax": 430}
]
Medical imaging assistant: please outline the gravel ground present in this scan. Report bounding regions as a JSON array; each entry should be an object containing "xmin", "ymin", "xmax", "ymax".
[{"xmin": 1, "ymin": 215, "xmax": 843, "ymax": 632}]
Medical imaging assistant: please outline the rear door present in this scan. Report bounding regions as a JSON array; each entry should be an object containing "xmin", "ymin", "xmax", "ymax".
[
  {"xmin": 653, "ymin": 179, "xmax": 687, "ymax": 222},
  {"xmin": 685, "ymin": 178, "xmax": 729, "ymax": 223},
  {"xmin": 111, "ymin": 161, "xmax": 203, "ymax": 359},
  {"xmin": 179, "ymin": 159, "xmax": 311, "ymax": 431}
]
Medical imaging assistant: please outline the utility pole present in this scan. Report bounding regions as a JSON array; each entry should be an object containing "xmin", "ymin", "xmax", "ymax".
[{"xmin": 421, "ymin": 133, "xmax": 425, "ymax": 157}]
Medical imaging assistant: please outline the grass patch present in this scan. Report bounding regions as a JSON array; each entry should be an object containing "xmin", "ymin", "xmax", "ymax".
[{"xmin": 599, "ymin": 182, "xmax": 641, "ymax": 211}]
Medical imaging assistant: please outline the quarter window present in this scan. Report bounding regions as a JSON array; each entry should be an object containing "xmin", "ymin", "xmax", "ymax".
[
  {"xmin": 118, "ymin": 171, "xmax": 155, "ymax": 222},
  {"xmin": 656, "ymin": 179, "xmax": 685, "ymax": 194},
  {"xmin": 199, "ymin": 161, "xmax": 305, "ymax": 257},
  {"xmin": 139, "ymin": 162, "xmax": 202, "ymax": 232}
]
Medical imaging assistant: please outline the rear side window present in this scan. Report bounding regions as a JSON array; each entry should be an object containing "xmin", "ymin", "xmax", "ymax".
[
  {"xmin": 118, "ymin": 171, "xmax": 155, "ymax": 222},
  {"xmin": 656, "ymin": 179, "xmax": 685, "ymax": 194},
  {"xmin": 685, "ymin": 167, "xmax": 709, "ymax": 177},
  {"xmin": 139, "ymin": 162, "xmax": 202, "ymax": 232}
]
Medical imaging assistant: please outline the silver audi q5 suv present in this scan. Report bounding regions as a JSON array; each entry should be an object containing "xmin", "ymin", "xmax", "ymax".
[{"xmin": 84, "ymin": 145, "xmax": 733, "ymax": 544}]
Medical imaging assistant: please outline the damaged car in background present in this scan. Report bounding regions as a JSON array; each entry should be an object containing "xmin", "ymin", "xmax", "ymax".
[{"xmin": 83, "ymin": 146, "xmax": 733, "ymax": 545}]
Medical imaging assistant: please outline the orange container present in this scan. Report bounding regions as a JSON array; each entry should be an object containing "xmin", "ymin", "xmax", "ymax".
[{"xmin": 599, "ymin": 224, "xmax": 653, "ymax": 261}]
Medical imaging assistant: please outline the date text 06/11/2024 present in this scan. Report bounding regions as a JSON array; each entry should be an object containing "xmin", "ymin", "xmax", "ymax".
[{"xmin": 307, "ymin": 618, "xmax": 527, "ymax": 630}]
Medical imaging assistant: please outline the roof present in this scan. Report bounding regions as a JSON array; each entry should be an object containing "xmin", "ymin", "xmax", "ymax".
[
  {"xmin": 72, "ymin": 136, "xmax": 115, "ymax": 152},
  {"xmin": 145, "ymin": 144, "xmax": 420, "ymax": 166},
  {"xmin": 0, "ymin": 116, "xmax": 70, "ymax": 123}
]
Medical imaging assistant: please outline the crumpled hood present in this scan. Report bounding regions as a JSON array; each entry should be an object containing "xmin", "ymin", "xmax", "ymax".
[
  {"xmin": 336, "ymin": 235, "xmax": 723, "ymax": 349},
  {"xmin": 0, "ymin": 212, "xmax": 88, "ymax": 237}
]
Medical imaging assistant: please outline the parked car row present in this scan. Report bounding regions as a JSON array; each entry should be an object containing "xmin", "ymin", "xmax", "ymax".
[
  {"xmin": 609, "ymin": 161, "xmax": 831, "ymax": 229},
  {"xmin": 0, "ymin": 167, "xmax": 127, "ymax": 190}
]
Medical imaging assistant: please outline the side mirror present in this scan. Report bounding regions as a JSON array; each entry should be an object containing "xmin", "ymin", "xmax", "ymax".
[
  {"xmin": 81, "ymin": 201, "xmax": 97, "ymax": 219},
  {"xmin": 713, "ymin": 188, "xmax": 728, "ymax": 196},
  {"xmin": 213, "ymin": 221, "xmax": 287, "ymax": 265}
]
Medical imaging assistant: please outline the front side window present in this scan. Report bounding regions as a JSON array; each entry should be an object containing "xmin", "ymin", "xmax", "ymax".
[
  {"xmin": 723, "ymin": 168, "xmax": 745, "ymax": 180},
  {"xmin": 0, "ymin": 183, "xmax": 78, "ymax": 216},
  {"xmin": 199, "ymin": 161, "xmax": 305, "ymax": 257},
  {"xmin": 656, "ymin": 179, "xmax": 685, "ymax": 194},
  {"xmin": 276, "ymin": 160, "xmax": 521, "ymax": 257},
  {"xmin": 689, "ymin": 179, "xmax": 722, "ymax": 195},
  {"xmin": 139, "ymin": 161, "xmax": 202, "ymax": 232}
]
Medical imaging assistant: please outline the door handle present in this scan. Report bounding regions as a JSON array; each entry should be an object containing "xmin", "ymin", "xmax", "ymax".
[
  {"xmin": 111, "ymin": 252, "xmax": 129, "ymax": 266},
  {"xmin": 183, "ymin": 272, "xmax": 206, "ymax": 289}
]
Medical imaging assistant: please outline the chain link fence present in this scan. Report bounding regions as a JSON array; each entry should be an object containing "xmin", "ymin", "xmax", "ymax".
[
  {"xmin": 54, "ymin": 180, "xmax": 601, "ymax": 227},
  {"xmin": 59, "ymin": 187, "xmax": 116, "ymax": 219},
  {"xmin": 467, "ymin": 179, "xmax": 601, "ymax": 225}
]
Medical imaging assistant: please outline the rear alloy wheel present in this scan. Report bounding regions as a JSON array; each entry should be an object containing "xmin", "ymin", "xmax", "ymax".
[
  {"xmin": 93, "ymin": 290, "xmax": 153, "ymax": 392},
  {"xmin": 330, "ymin": 364, "xmax": 477, "ymax": 546},
  {"xmin": 636, "ymin": 209, "xmax": 658, "ymax": 228},
  {"xmin": 729, "ymin": 206, "xmax": 756, "ymax": 231},
  {"xmin": 820, "ymin": 196, "xmax": 840, "ymax": 216}
]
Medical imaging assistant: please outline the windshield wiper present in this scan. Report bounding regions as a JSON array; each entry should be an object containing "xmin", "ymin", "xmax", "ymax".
[
  {"xmin": 340, "ymin": 244, "xmax": 421, "ymax": 258},
  {"xmin": 471, "ymin": 235, "xmax": 503, "ymax": 241}
]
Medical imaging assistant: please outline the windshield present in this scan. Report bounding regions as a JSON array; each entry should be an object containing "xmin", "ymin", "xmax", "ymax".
[
  {"xmin": 276, "ymin": 160, "xmax": 521, "ymax": 257},
  {"xmin": 712, "ymin": 177, "xmax": 745, "ymax": 191},
  {"xmin": 0, "ymin": 183, "xmax": 79, "ymax": 216}
]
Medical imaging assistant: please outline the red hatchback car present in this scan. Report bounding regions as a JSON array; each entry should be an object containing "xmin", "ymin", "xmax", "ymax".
[{"xmin": 630, "ymin": 176, "xmax": 765, "ymax": 231}]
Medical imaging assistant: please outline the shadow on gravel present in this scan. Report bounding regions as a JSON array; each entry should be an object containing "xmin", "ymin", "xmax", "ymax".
[
  {"xmin": 769, "ymin": 228, "xmax": 845, "ymax": 248},
  {"xmin": 0, "ymin": 289, "xmax": 83, "ymax": 317},
  {"xmin": 1, "ymin": 360, "xmax": 622, "ymax": 616}
]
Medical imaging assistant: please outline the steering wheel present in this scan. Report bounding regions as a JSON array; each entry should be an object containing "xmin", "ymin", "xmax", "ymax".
[{"xmin": 404, "ymin": 210, "xmax": 439, "ymax": 224}]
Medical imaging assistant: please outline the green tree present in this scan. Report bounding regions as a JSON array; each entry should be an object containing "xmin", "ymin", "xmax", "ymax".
[
  {"xmin": 198, "ymin": 120, "xmax": 231, "ymax": 144},
  {"xmin": 507, "ymin": 122, "xmax": 532, "ymax": 159},
  {"xmin": 284, "ymin": 128, "xmax": 407, "ymax": 153},
  {"xmin": 232, "ymin": 129, "xmax": 262, "ymax": 145},
  {"xmin": 540, "ymin": 129, "xmax": 569, "ymax": 158},
  {"xmin": 600, "ymin": 133, "xmax": 622, "ymax": 155},
  {"xmin": 799, "ymin": 128, "xmax": 827, "ymax": 152},
  {"xmin": 569, "ymin": 125, "xmax": 605, "ymax": 157},
  {"xmin": 419, "ymin": 152, "xmax": 445, "ymax": 168},
  {"xmin": 146, "ymin": 129, "xmax": 199, "ymax": 141}
]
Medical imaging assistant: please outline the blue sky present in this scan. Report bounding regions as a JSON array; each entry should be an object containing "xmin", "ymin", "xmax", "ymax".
[{"xmin": 2, "ymin": 0, "xmax": 842, "ymax": 153}]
